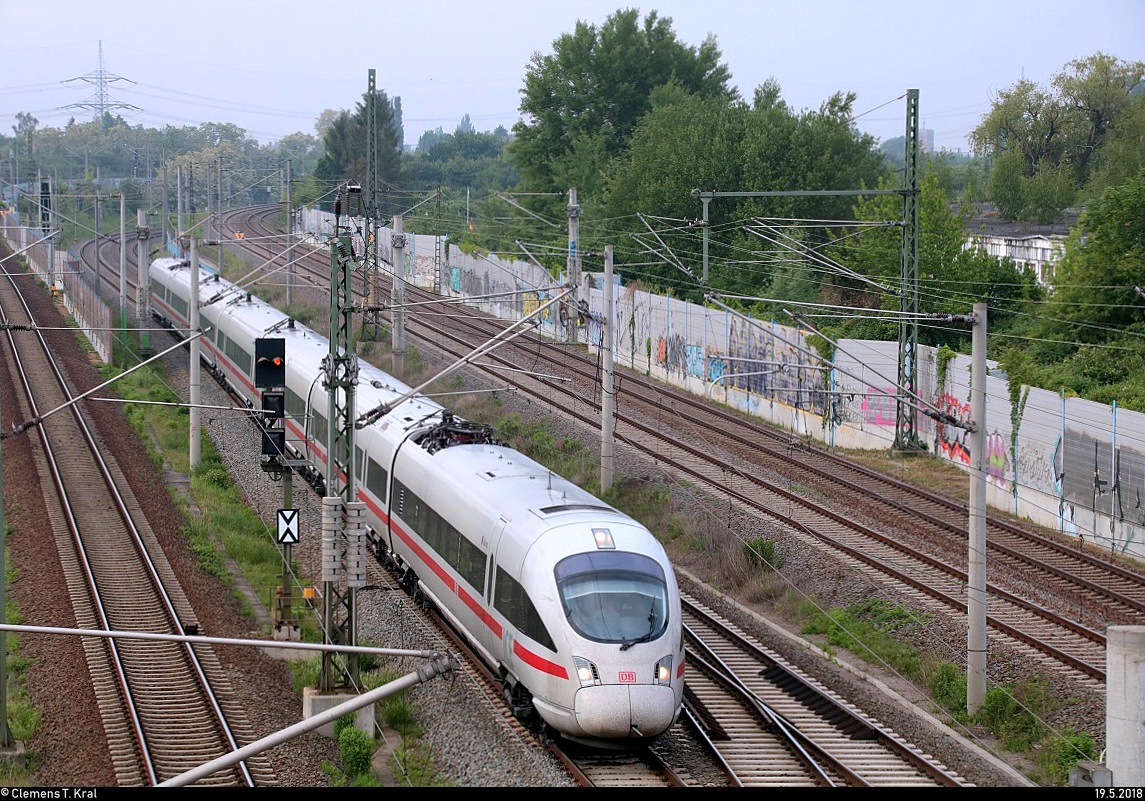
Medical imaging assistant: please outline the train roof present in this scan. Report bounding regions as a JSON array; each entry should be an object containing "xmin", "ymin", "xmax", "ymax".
[{"xmin": 152, "ymin": 255, "xmax": 448, "ymax": 430}]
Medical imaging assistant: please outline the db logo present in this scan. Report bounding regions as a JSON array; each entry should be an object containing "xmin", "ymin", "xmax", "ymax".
[{"xmin": 618, "ymin": 671, "xmax": 637, "ymax": 683}]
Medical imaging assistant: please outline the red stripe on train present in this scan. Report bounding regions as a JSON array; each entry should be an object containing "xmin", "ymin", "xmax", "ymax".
[{"xmin": 513, "ymin": 640, "xmax": 569, "ymax": 679}]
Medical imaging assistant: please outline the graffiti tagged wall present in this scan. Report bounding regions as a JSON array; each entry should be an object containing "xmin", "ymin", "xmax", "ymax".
[{"xmin": 296, "ymin": 207, "xmax": 1145, "ymax": 560}]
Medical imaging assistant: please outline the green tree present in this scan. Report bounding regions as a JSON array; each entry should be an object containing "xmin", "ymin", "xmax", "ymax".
[
  {"xmin": 971, "ymin": 52, "xmax": 1145, "ymax": 221},
  {"xmin": 1040, "ymin": 171, "xmax": 1145, "ymax": 342},
  {"xmin": 12, "ymin": 111, "xmax": 38, "ymax": 182},
  {"xmin": 598, "ymin": 82, "xmax": 887, "ymax": 301},
  {"xmin": 996, "ymin": 170, "xmax": 1145, "ymax": 410},
  {"xmin": 312, "ymin": 87, "xmax": 403, "ymax": 214},
  {"xmin": 510, "ymin": 8, "xmax": 737, "ymax": 209},
  {"xmin": 1053, "ymin": 52, "xmax": 1145, "ymax": 180},
  {"xmin": 403, "ymin": 130, "xmax": 518, "ymax": 195},
  {"xmin": 972, "ymin": 79, "xmax": 1077, "ymax": 220},
  {"xmin": 1085, "ymin": 91, "xmax": 1145, "ymax": 195}
]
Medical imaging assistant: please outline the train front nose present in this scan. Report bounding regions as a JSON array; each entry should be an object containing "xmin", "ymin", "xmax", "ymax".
[{"xmin": 573, "ymin": 684, "xmax": 678, "ymax": 738}]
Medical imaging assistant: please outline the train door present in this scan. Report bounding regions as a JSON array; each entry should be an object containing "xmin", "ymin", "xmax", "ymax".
[{"xmin": 481, "ymin": 517, "xmax": 509, "ymax": 663}]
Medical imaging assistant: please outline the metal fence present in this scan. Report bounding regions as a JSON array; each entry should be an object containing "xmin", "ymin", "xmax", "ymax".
[{"xmin": 1, "ymin": 218, "xmax": 114, "ymax": 363}]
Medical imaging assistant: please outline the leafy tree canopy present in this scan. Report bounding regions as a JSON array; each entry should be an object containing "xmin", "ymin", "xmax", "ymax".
[
  {"xmin": 970, "ymin": 52, "xmax": 1145, "ymax": 222},
  {"xmin": 509, "ymin": 7, "xmax": 737, "ymax": 210},
  {"xmin": 311, "ymin": 88, "xmax": 403, "ymax": 215},
  {"xmin": 596, "ymin": 83, "xmax": 887, "ymax": 301}
]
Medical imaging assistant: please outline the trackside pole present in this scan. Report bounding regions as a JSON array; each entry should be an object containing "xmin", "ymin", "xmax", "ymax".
[{"xmin": 967, "ymin": 302, "xmax": 987, "ymax": 714}]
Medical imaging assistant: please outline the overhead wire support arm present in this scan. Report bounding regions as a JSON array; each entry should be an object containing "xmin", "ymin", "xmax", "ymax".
[
  {"xmin": 2, "ymin": 331, "xmax": 207, "ymax": 439},
  {"xmin": 632, "ymin": 213, "xmax": 695, "ymax": 281},
  {"xmin": 515, "ymin": 240, "xmax": 550, "ymax": 272},
  {"xmin": 495, "ymin": 192, "xmax": 563, "ymax": 229},
  {"xmin": 744, "ymin": 220, "xmax": 902, "ymax": 297},
  {"xmin": 356, "ymin": 288, "xmax": 573, "ymax": 429}
]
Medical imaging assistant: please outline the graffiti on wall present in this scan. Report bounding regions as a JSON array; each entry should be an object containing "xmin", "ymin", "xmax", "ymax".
[
  {"xmin": 1017, "ymin": 440, "xmax": 1059, "ymax": 494},
  {"xmin": 935, "ymin": 392, "xmax": 972, "ymax": 464},
  {"xmin": 649, "ymin": 319, "xmax": 827, "ymax": 414},
  {"xmin": 860, "ymin": 388, "xmax": 897, "ymax": 427},
  {"xmin": 723, "ymin": 319, "xmax": 826, "ymax": 413},
  {"xmin": 986, "ymin": 429, "xmax": 1010, "ymax": 489},
  {"xmin": 655, "ymin": 333, "xmax": 706, "ymax": 380}
]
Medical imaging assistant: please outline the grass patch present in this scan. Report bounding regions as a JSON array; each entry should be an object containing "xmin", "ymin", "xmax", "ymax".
[
  {"xmin": 927, "ymin": 661, "xmax": 1099, "ymax": 785},
  {"xmin": 799, "ymin": 597, "xmax": 926, "ymax": 680},
  {"xmin": 0, "ymin": 540, "xmax": 41, "ymax": 784},
  {"xmin": 741, "ymin": 536, "xmax": 784, "ymax": 571},
  {"xmin": 390, "ymin": 743, "xmax": 452, "ymax": 787}
]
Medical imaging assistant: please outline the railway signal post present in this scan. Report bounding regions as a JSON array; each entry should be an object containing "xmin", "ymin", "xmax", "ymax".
[{"xmin": 255, "ymin": 337, "xmax": 299, "ymax": 641}]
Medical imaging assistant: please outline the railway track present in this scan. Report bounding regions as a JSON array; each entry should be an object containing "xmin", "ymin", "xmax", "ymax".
[
  {"xmin": 60, "ymin": 203, "xmax": 1127, "ymax": 782},
  {"xmin": 218, "ymin": 205, "xmax": 1133, "ymax": 690},
  {"xmin": 682, "ymin": 594, "xmax": 968, "ymax": 786},
  {"xmin": 0, "ymin": 260, "xmax": 277, "ymax": 786}
]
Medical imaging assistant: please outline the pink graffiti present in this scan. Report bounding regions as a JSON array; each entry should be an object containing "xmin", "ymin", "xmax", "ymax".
[
  {"xmin": 986, "ymin": 430, "xmax": 1009, "ymax": 487},
  {"xmin": 860, "ymin": 388, "xmax": 897, "ymax": 426},
  {"xmin": 936, "ymin": 392, "xmax": 973, "ymax": 464}
]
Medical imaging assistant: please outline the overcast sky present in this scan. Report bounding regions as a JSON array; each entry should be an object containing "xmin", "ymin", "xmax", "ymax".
[{"xmin": 3, "ymin": 0, "xmax": 1142, "ymax": 154}]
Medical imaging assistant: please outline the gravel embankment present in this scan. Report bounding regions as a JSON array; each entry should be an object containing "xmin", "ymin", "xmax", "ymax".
[{"xmin": 2, "ymin": 262, "xmax": 1079, "ymax": 786}]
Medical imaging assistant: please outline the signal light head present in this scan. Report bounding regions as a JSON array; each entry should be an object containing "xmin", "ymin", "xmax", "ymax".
[{"xmin": 254, "ymin": 337, "xmax": 286, "ymax": 388}]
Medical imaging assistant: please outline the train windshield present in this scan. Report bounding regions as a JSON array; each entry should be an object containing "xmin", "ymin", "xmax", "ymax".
[{"xmin": 555, "ymin": 552, "xmax": 669, "ymax": 647}]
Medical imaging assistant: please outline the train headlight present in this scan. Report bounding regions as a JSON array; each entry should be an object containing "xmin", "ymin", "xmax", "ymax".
[
  {"xmin": 573, "ymin": 656, "xmax": 601, "ymax": 688},
  {"xmin": 654, "ymin": 655, "xmax": 673, "ymax": 685}
]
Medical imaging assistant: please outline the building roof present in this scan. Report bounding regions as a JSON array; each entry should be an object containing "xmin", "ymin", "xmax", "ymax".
[{"xmin": 965, "ymin": 203, "xmax": 1079, "ymax": 239}]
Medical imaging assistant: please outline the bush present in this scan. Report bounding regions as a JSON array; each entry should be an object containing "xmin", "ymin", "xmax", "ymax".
[
  {"xmin": 928, "ymin": 661, "xmax": 967, "ymax": 720},
  {"xmin": 741, "ymin": 536, "xmax": 784, "ymax": 570},
  {"xmin": 338, "ymin": 724, "xmax": 375, "ymax": 777},
  {"xmin": 978, "ymin": 681, "xmax": 1047, "ymax": 751},
  {"xmin": 380, "ymin": 691, "xmax": 418, "ymax": 736},
  {"xmin": 1038, "ymin": 728, "xmax": 1098, "ymax": 786}
]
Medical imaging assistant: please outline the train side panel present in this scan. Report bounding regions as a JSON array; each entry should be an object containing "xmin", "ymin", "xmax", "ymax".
[{"xmin": 150, "ymin": 256, "xmax": 685, "ymax": 745}]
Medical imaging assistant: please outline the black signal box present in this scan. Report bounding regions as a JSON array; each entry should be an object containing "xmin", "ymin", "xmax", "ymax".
[
  {"xmin": 261, "ymin": 390, "xmax": 285, "ymax": 457},
  {"xmin": 255, "ymin": 338, "xmax": 286, "ymax": 388},
  {"xmin": 262, "ymin": 428, "xmax": 286, "ymax": 457},
  {"xmin": 262, "ymin": 390, "xmax": 285, "ymax": 419}
]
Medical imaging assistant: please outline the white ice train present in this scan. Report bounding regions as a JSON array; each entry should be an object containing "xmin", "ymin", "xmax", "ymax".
[{"xmin": 149, "ymin": 256, "xmax": 685, "ymax": 746}]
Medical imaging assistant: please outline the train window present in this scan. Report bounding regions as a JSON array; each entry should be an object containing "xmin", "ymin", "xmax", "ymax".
[
  {"xmin": 494, "ymin": 567, "xmax": 556, "ymax": 652},
  {"xmin": 286, "ymin": 388, "xmax": 303, "ymax": 419},
  {"xmin": 555, "ymin": 552, "xmax": 669, "ymax": 646},
  {"xmin": 410, "ymin": 497, "xmax": 426, "ymax": 533},
  {"xmin": 222, "ymin": 335, "xmax": 251, "ymax": 375},
  {"xmin": 393, "ymin": 483, "xmax": 486, "ymax": 593},
  {"xmin": 234, "ymin": 344, "xmax": 251, "ymax": 375},
  {"xmin": 415, "ymin": 495, "xmax": 428, "ymax": 534},
  {"xmin": 424, "ymin": 507, "xmax": 444, "ymax": 553},
  {"xmin": 366, "ymin": 457, "xmax": 387, "ymax": 503},
  {"xmin": 312, "ymin": 412, "xmax": 327, "ymax": 445},
  {"xmin": 455, "ymin": 532, "xmax": 486, "ymax": 592}
]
